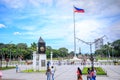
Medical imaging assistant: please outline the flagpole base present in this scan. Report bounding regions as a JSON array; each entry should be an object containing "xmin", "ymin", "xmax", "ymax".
[{"xmin": 73, "ymin": 55, "xmax": 78, "ymax": 60}]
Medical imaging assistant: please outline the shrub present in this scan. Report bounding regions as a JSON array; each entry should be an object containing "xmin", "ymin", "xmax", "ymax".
[
  {"xmin": 82, "ymin": 67, "xmax": 107, "ymax": 75},
  {"xmin": 1, "ymin": 66, "xmax": 15, "ymax": 70}
]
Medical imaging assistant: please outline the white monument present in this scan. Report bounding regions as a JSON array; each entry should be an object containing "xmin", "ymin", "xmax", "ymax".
[
  {"xmin": 39, "ymin": 54, "xmax": 46, "ymax": 70},
  {"xmin": 33, "ymin": 37, "xmax": 47, "ymax": 71}
]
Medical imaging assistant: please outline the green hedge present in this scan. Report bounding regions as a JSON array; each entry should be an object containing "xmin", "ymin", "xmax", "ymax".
[
  {"xmin": 82, "ymin": 67, "xmax": 107, "ymax": 75},
  {"xmin": 1, "ymin": 66, "xmax": 15, "ymax": 70},
  {"xmin": 22, "ymin": 69, "xmax": 46, "ymax": 73}
]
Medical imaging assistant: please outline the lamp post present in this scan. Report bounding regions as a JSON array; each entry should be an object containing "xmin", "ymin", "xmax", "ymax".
[
  {"xmin": 89, "ymin": 43, "xmax": 94, "ymax": 70},
  {"xmin": 76, "ymin": 37, "xmax": 94, "ymax": 69},
  {"xmin": 51, "ymin": 51, "xmax": 53, "ymax": 66},
  {"xmin": 76, "ymin": 35, "xmax": 106, "ymax": 69},
  {"xmin": 87, "ymin": 42, "xmax": 94, "ymax": 70},
  {"xmin": 111, "ymin": 46, "xmax": 114, "ymax": 59},
  {"xmin": 109, "ymin": 45, "xmax": 114, "ymax": 60},
  {"xmin": 0, "ymin": 45, "xmax": 3, "ymax": 68},
  {"xmin": 0, "ymin": 52, "xmax": 2, "ymax": 68},
  {"xmin": 9, "ymin": 41, "xmax": 12, "ymax": 62},
  {"xmin": 108, "ymin": 47, "xmax": 110, "ymax": 59}
]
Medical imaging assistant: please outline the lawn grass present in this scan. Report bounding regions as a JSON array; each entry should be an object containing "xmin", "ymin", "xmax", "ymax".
[
  {"xmin": 82, "ymin": 67, "xmax": 107, "ymax": 75},
  {"xmin": 0, "ymin": 66, "xmax": 15, "ymax": 70},
  {"xmin": 22, "ymin": 69, "xmax": 46, "ymax": 73}
]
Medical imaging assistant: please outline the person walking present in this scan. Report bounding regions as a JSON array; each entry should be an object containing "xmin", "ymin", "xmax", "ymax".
[
  {"xmin": 87, "ymin": 68, "xmax": 91, "ymax": 80},
  {"xmin": 93, "ymin": 68, "xmax": 96, "ymax": 80},
  {"xmin": 77, "ymin": 67, "xmax": 83, "ymax": 80},
  {"xmin": 51, "ymin": 66, "xmax": 55, "ymax": 80},
  {"xmin": 90, "ymin": 68, "xmax": 96, "ymax": 80},
  {"xmin": 46, "ymin": 67, "xmax": 51, "ymax": 80},
  {"xmin": 16, "ymin": 65, "xmax": 19, "ymax": 73},
  {"xmin": 47, "ymin": 61, "xmax": 51, "ymax": 68}
]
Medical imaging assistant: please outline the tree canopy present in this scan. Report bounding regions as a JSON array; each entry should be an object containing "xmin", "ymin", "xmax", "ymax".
[
  {"xmin": 95, "ymin": 39, "xmax": 120, "ymax": 57},
  {"xmin": 0, "ymin": 39, "xmax": 120, "ymax": 60}
]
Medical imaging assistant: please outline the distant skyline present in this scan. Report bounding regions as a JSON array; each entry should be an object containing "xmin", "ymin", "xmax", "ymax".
[{"xmin": 0, "ymin": 0, "xmax": 120, "ymax": 53}]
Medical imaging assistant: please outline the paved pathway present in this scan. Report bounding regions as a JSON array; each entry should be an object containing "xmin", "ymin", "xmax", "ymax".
[
  {"xmin": 1, "ymin": 65, "xmax": 120, "ymax": 80},
  {"xmin": 102, "ymin": 65, "xmax": 120, "ymax": 80}
]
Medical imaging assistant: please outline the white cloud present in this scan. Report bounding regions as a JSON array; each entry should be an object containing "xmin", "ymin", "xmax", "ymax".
[
  {"xmin": 0, "ymin": 24, "xmax": 6, "ymax": 28},
  {"xmin": 39, "ymin": 0, "xmax": 53, "ymax": 6},
  {"xmin": 13, "ymin": 32, "xmax": 22, "ymax": 35},
  {"xmin": 1, "ymin": 0, "xmax": 120, "ymax": 53},
  {"xmin": 72, "ymin": 0, "xmax": 120, "ymax": 17},
  {"xmin": 2, "ymin": 0, "xmax": 120, "ymax": 15},
  {"xmin": 19, "ymin": 26, "xmax": 37, "ymax": 31},
  {"xmin": 105, "ymin": 21, "xmax": 120, "ymax": 42},
  {"xmin": 2, "ymin": 0, "xmax": 53, "ymax": 9},
  {"xmin": 75, "ymin": 19, "xmax": 102, "ymax": 39},
  {"xmin": 29, "ymin": 0, "xmax": 40, "ymax": 7},
  {"xmin": 3, "ymin": 0, "xmax": 25, "ymax": 9}
]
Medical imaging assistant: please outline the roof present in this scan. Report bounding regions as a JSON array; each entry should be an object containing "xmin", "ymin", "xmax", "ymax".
[{"xmin": 38, "ymin": 37, "xmax": 45, "ymax": 43}]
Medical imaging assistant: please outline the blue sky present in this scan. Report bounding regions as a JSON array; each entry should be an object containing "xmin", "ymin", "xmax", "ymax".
[{"xmin": 0, "ymin": 0, "xmax": 120, "ymax": 53}]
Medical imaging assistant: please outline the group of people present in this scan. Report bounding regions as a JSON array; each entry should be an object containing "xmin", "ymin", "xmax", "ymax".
[
  {"xmin": 46, "ymin": 66, "xmax": 55, "ymax": 80},
  {"xmin": 87, "ymin": 68, "xmax": 96, "ymax": 80},
  {"xmin": 77, "ymin": 67, "xmax": 96, "ymax": 80}
]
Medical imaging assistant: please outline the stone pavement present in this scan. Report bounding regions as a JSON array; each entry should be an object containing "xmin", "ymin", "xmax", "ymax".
[{"xmin": 1, "ymin": 65, "xmax": 120, "ymax": 80}]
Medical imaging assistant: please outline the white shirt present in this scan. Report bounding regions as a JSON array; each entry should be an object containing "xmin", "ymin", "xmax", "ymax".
[
  {"xmin": 51, "ymin": 68, "xmax": 55, "ymax": 74},
  {"xmin": 94, "ymin": 70, "xmax": 96, "ymax": 76}
]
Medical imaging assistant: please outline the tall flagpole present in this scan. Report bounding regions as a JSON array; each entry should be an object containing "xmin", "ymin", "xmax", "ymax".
[
  {"xmin": 73, "ymin": 6, "xmax": 85, "ymax": 59},
  {"xmin": 73, "ymin": 8, "xmax": 76, "ymax": 58}
]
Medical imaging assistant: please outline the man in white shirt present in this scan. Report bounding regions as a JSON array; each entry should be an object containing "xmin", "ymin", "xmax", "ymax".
[{"xmin": 51, "ymin": 66, "xmax": 55, "ymax": 80}]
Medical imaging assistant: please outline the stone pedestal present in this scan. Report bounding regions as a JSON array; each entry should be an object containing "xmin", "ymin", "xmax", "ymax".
[
  {"xmin": 33, "ymin": 51, "xmax": 47, "ymax": 71},
  {"xmin": 39, "ymin": 54, "xmax": 47, "ymax": 71}
]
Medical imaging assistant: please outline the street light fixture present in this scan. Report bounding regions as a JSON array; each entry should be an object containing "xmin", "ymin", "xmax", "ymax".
[
  {"xmin": 76, "ymin": 37, "xmax": 95, "ymax": 69},
  {"xmin": 76, "ymin": 36, "xmax": 106, "ymax": 69}
]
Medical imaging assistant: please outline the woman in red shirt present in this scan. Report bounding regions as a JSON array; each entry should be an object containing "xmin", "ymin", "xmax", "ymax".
[{"xmin": 77, "ymin": 67, "xmax": 83, "ymax": 80}]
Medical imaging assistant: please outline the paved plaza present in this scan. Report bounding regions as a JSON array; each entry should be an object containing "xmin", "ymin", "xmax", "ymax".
[{"xmin": 1, "ymin": 65, "xmax": 120, "ymax": 80}]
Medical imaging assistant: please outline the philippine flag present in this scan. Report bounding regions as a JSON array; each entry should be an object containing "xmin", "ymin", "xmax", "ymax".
[{"xmin": 74, "ymin": 6, "xmax": 85, "ymax": 13}]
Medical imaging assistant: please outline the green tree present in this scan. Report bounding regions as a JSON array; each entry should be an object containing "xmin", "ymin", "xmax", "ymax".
[
  {"xmin": 58, "ymin": 47, "xmax": 68, "ymax": 57},
  {"xmin": 46, "ymin": 46, "xmax": 52, "ymax": 58},
  {"xmin": 112, "ymin": 39, "xmax": 120, "ymax": 57},
  {"xmin": 95, "ymin": 39, "xmax": 120, "ymax": 58},
  {"xmin": 52, "ymin": 49, "xmax": 59, "ymax": 58},
  {"xmin": 31, "ymin": 42, "xmax": 37, "ymax": 51},
  {"xmin": 17, "ymin": 43, "xmax": 27, "ymax": 49}
]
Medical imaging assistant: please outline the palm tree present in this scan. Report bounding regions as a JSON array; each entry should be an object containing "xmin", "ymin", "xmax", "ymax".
[{"xmin": 31, "ymin": 42, "xmax": 37, "ymax": 51}]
